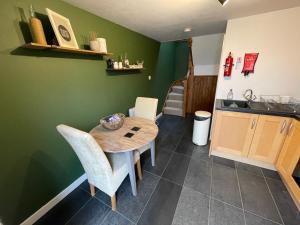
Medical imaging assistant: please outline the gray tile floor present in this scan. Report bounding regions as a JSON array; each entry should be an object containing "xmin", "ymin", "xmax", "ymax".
[{"xmin": 35, "ymin": 115, "xmax": 300, "ymax": 225}]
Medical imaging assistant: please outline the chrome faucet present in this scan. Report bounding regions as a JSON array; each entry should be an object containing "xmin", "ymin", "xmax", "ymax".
[{"xmin": 243, "ymin": 89, "xmax": 257, "ymax": 102}]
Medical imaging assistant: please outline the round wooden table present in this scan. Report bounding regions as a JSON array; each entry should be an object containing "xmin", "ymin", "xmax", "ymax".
[{"xmin": 90, "ymin": 117, "xmax": 158, "ymax": 196}]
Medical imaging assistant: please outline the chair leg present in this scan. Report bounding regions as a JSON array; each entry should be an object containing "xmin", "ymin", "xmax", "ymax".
[
  {"xmin": 111, "ymin": 194, "xmax": 117, "ymax": 211},
  {"xmin": 150, "ymin": 140, "xmax": 155, "ymax": 166},
  {"xmin": 89, "ymin": 184, "xmax": 95, "ymax": 197},
  {"xmin": 136, "ymin": 159, "xmax": 143, "ymax": 180}
]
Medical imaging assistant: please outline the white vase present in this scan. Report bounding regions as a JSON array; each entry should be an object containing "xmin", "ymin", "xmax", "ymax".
[
  {"xmin": 113, "ymin": 62, "xmax": 118, "ymax": 69},
  {"xmin": 97, "ymin": 38, "xmax": 107, "ymax": 53},
  {"xmin": 90, "ymin": 40, "xmax": 100, "ymax": 52}
]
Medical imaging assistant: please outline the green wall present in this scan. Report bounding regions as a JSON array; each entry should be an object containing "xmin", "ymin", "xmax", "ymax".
[
  {"xmin": 0, "ymin": 0, "xmax": 176, "ymax": 224},
  {"xmin": 174, "ymin": 41, "xmax": 189, "ymax": 80},
  {"xmin": 152, "ymin": 42, "xmax": 177, "ymax": 111}
]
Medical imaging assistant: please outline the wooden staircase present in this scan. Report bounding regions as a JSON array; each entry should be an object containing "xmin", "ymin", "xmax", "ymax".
[
  {"xmin": 163, "ymin": 79, "xmax": 187, "ymax": 117},
  {"xmin": 163, "ymin": 38, "xmax": 194, "ymax": 117},
  {"xmin": 163, "ymin": 85, "xmax": 185, "ymax": 116}
]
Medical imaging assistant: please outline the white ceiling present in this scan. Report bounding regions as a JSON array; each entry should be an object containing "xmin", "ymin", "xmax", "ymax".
[{"xmin": 63, "ymin": 0, "xmax": 300, "ymax": 42}]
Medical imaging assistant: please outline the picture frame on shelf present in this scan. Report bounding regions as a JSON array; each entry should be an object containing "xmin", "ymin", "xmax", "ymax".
[{"xmin": 46, "ymin": 8, "xmax": 79, "ymax": 49}]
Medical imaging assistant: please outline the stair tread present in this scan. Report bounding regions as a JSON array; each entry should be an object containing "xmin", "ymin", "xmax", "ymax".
[
  {"xmin": 164, "ymin": 106, "xmax": 183, "ymax": 111},
  {"xmin": 172, "ymin": 86, "xmax": 184, "ymax": 89},
  {"xmin": 166, "ymin": 99, "xmax": 183, "ymax": 102},
  {"xmin": 169, "ymin": 92, "xmax": 183, "ymax": 96}
]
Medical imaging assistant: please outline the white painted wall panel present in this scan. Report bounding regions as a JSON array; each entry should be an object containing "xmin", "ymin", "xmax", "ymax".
[
  {"xmin": 216, "ymin": 7, "xmax": 300, "ymax": 100},
  {"xmin": 192, "ymin": 33, "xmax": 224, "ymax": 76}
]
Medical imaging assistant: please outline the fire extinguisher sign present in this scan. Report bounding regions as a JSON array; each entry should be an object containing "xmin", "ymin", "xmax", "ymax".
[{"xmin": 242, "ymin": 53, "xmax": 259, "ymax": 76}]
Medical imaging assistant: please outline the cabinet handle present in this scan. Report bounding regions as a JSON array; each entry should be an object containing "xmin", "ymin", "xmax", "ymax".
[
  {"xmin": 251, "ymin": 119, "xmax": 256, "ymax": 129},
  {"xmin": 288, "ymin": 123, "xmax": 294, "ymax": 136},
  {"xmin": 280, "ymin": 120, "xmax": 287, "ymax": 134}
]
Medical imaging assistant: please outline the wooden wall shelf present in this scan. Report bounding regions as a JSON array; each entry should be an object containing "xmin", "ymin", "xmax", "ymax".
[
  {"xmin": 22, "ymin": 43, "xmax": 112, "ymax": 56},
  {"xmin": 106, "ymin": 68, "xmax": 144, "ymax": 72}
]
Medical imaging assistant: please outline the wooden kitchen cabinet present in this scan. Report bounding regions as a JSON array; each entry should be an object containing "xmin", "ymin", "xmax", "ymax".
[
  {"xmin": 248, "ymin": 115, "xmax": 291, "ymax": 163},
  {"xmin": 211, "ymin": 111, "xmax": 258, "ymax": 156},
  {"xmin": 276, "ymin": 119, "xmax": 300, "ymax": 210}
]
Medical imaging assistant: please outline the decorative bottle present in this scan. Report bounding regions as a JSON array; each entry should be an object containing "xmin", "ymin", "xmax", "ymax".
[
  {"xmin": 227, "ymin": 89, "xmax": 234, "ymax": 100},
  {"xmin": 124, "ymin": 53, "xmax": 129, "ymax": 67},
  {"xmin": 29, "ymin": 5, "xmax": 47, "ymax": 45}
]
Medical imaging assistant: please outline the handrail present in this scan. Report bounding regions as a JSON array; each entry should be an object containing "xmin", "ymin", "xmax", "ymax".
[
  {"xmin": 182, "ymin": 79, "xmax": 187, "ymax": 117},
  {"xmin": 186, "ymin": 38, "xmax": 194, "ymax": 113}
]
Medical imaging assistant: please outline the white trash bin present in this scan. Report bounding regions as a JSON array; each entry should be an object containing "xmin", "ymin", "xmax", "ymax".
[{"xmin": 192, "ymin": 111, "xmax": 212, "ymax": 146}]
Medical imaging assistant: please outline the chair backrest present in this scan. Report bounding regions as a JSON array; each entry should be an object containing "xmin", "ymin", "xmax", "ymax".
[
  {"xmin": 134, "ymin": 97, "xmax": 158, "ymax": 121},
  {"xmin": 56, "ymin": 124, "xmax": 112, "ymax": 186}
]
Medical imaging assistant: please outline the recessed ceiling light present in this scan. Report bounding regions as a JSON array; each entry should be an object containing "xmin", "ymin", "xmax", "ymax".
[
  {"xmin": 184, "ymin": 27, "xmax": 192, "ymax": 33},
  {"xmin": 218, "ymin": 0, "xmax": 230, "ymax": 6}
]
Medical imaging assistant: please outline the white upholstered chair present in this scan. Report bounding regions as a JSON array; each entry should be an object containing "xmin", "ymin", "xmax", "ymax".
[
  {"xmin": 129, "ymin": 97, "xmax": 158, "ymax": 166},
  {"xmin": 56, "ymin": 124, "xmax": 142, "ymax": 211}
]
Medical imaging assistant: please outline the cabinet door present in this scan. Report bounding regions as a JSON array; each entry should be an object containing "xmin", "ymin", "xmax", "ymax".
[
  {"xmin": 248, "ymin": 115, "xmax": 291, "ymax": 163},
  {"xmin": 211, "ymin": 111, "xmax": 258, "ymax": 156},
  {"xmin": 276, "ymin": 120, "xmax": 300, "ymax": 209}
]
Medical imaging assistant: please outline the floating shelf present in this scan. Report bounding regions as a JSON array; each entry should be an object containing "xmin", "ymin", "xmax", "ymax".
[
  {"xmin": 106, "ymin": 68, "xmax": 144, "ymax": 71},
  {"xmin": 22, "ymin": 43, "xmax": 112, "ymax": 56}
]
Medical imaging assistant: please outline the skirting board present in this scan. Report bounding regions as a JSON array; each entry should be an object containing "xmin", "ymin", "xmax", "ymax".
[
  {"xmin": 156, "ymin": 112, "xmax": 162, "ymax": 120},
  {"xmin": 211, "ymin": 150, "xmax": 276, "ymax": 171},
  {"xmin": 20, "ymin": 112, "xmax": 163, "ymax": 225},
  {"xmin": 20, "ymin": 173, "xmax": 87, "ymax": 225}
]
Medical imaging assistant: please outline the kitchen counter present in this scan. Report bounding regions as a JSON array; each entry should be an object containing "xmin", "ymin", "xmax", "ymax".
[{"xmin": 215, "ymin": 99, "xmax": 300, "ymax": 119}]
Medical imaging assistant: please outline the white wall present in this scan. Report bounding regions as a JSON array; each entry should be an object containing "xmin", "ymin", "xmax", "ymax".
[
  {"xmin": 192, "ymin": 33, "xmax": 224, "ymax": 76},
  {"xmin": 216, "ymin": 7, "xmax": 300, "ymax": 100}
]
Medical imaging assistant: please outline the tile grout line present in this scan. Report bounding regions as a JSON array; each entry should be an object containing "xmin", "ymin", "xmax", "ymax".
[
  {"xmin": 166, "ymin": 118, "xmax": 194, "ymax": 224},
  {"xmin": 237, "ymin": 166, "xmax": 280, "ymax": 181},
  {"xmin": 167, "ymin": 124, "xmax": 196, "ymax": 224},
  {"xmin": 134, "ymin": 117, "xmax": 190, "ymax": 224},
  {"xmin": 91, "ymin": 187, "xmax": 137, "ymax": 224},
  {"xmin": 98, "ymin": 204, "xmax": 136, "ymax": 225},
  {"xmin": 160, "ymin": 127, "xmax": 186, "ymax": 177},
  {"xmin": 181, "ymin": 175, "xmax": 284, "ymax": 225},
  {"xmin": 115, "ymin": 210, "xmax": 137, "ymax": 225},
  {"xmin": 261, "ymin": 168, "xmax": 285, "ymax": 225},
  {"xmin": 137, "ymin": 123, "xmax": 186, "ymax": 224},
  {"xmin": 161, "ymin": 151, "xmax": 175, "ymax": 176},
  {"xmin": 161, "ymin": 149, "xmax": 192, "ymax": 187},
  {"xmin": 207, "ymin": 156, "xmax": 214, "ymax": 225},
  {"xmin": 143, "ymin": 169, "xmax": 161, "ymax": 178},
  {"xmin": 101, "ymin": 187, "xmax": 141, "ymax": 224},
  {"xmin": 169, "ymin": 184, "xmax": 184, "ymax": 225},
  {"xmin": 182, "ymin": 127, "xmax": 195, "ymax": 189},
  {"xmin": 244, "ymin": 210, "xmax": 283, "ymax": 225},
  {"xmin": 98, "ymin": 208, "xmax": 112, "ymax": 225},
  {"xmin": 136, "ymin": 122, "xmax": 186, "ymax": 224},
  {"xmin": 78, "ymin": 182, "xmax": 140, "ymax": 224},
  {"xmin": 211, "ymin": 196, "xmax": 244, "ymax": 211},
  {"xmin": 235, "ymin": 165, "xmax": 247, "ymax": 225},
  {"xmin": 209, "ymin": 162, "xmax": 282, "ymax": 225},
  {"xmin": 172, "ymin": 151, "xmax": 192, "ymax": 158},
  {"xmin": 160, "ymin": 176, "xmax": 184, "ymax": 187},
  {"xmin": 135, "ymin": 175, "xmax": 161, "ymax": 224},
  {"xmin": 94, "ymin": 195, "xmax": 112, "ymax": 208},
  {"xmin": 64, "ymin": 197, "xmax": 93, "ymax": 225}
]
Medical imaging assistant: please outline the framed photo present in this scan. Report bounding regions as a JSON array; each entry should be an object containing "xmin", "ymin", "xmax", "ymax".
[{"xmin": 46, "ymin": 8, "xmax": 79, "ymax": 49}]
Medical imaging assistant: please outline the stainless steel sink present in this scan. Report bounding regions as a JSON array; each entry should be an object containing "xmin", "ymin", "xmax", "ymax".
[{"xmin": 222, "ymin": 100, "xmax": 250, "ymax": 109}]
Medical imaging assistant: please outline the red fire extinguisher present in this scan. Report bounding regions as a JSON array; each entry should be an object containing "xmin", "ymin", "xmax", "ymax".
[{"xmin": 224, "ymin": 52, "xmax": 234, "ymax": 77}]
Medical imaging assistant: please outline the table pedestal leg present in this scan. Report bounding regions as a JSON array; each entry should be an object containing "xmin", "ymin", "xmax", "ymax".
[
  {"xmin": 150, "ymin": 140, "xmax": 155, "ymax": 166},
  {"xmin": 125, "ymin": 151, "xmax": 137, "ymax": 196}
]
